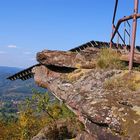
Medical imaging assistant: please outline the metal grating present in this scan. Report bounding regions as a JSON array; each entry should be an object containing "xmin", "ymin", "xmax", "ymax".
[{"xmin": 7, "ymin": 64, "xmax": 40, "ymax": 81}]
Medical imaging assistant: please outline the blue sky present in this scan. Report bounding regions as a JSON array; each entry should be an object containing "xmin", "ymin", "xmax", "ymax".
[{"xmin": 0, "ymin": 0, "xmax": 139, "ymax": 68}]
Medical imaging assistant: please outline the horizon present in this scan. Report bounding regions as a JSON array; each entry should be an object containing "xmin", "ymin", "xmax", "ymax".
[
  {"xmin": 0, "ymin": 0, "xmax": 140, "ymax": 68},
  {"xmin": 0, "ymin": 65, "xmax": 23, "ymax": 69}
]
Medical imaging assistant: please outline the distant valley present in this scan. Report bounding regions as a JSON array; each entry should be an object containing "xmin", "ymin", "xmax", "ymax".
[{"xmin": 0, "ymin": 66, "xmax": 46, "ymax": 101}]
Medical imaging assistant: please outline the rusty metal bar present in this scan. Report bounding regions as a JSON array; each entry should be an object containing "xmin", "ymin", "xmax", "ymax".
[
  {"xmin": 129, "ymin": 0, "xmax": 139, "ymax": 71},
  {"xmin": 124, "ymin": 18, "xmax": 131, "ymax": 46},
  {"xmin": 111, "ymin": 14, "xmax": 140, "ymax": 43},
  {"xmin": 126, "ymin": 20, "xmax": 131, "ymax": 45},
  {"xmin": 110, "ymin": 0, "xmax": 119, "ymax": 48},
  {"xmin": 127, "ymin": 20, "xmax": 131, "ymax": 27},
  {"xmin": 125, "ymin": 29, "xmax": 131, "ymax": 37},
  {"xmin": 117, "ymin": 33, "xmax": 119, "ymax": 48},
  {"xmin": 116, "ymin": 30, "xmax": 126, "ymax": 44},
  {"xmin": 110, "ymin": 25, "xmax": 115, "ymax": 48},
  {"xmin": 124, "ymin": 21, "xmax": 126, "ymax": 44},
  {"xmin": 112, "ymin": 0, "xmax": 119, "ymax": 24}
]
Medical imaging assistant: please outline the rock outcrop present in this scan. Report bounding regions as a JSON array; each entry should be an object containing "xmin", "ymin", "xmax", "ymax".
[
  {"xmin": 121, "ymin": 51, "xmax": 140, "ymax": 64},
  {"xmin": 37, "ymin": 48, "xmax": 99, "ymax": 69},
  {"xmin": 32, "ymin": 48, "xmax": 140, "ymax": 140}
]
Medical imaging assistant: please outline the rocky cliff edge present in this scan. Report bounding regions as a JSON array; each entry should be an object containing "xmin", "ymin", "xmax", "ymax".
[{"xmin": 32, "ymin": 48, "xmax": 140, "ymax": 140}]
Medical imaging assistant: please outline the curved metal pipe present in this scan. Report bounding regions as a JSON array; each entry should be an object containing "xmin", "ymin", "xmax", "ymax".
[{"xmin": 111, "ymin": 14, "xmax": 140, "ymax": 43}]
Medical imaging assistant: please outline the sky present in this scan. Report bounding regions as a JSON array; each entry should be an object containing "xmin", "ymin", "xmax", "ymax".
[{"xmin": 0, "ymin": 0, "xmax": 139, "ymax": 68}]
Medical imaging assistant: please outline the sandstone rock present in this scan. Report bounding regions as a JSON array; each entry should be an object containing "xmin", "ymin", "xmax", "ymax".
[
  {"xmin": 121, "ymin": 52, "xmax": 140, "ymax": 64},
  {"xmin": 37, "ymin": 48, "xmax": 99, "ymax": 69},
  {"xmin": 32, "ymin": 48, "xmax": 140, "ymax": 140},
  {"xmin": 32, "ymin": 119, "xmax": 85, "ymax": 140}
]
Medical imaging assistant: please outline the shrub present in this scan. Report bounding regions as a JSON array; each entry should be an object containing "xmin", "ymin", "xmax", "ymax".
[
  {"xmin": 97, "ymin": 48, "xmax": 125, "ymax": 69},
  {"xmin": 0, "ymin": 90, "xmax": 84, "ymax": 139}
]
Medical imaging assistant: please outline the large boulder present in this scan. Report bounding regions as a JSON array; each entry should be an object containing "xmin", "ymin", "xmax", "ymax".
[
  {"xmin": 37, "ymin": 47, "xmax": 99, "ymax": 69},
  {"xmin": 32, "ymin": 48, "xmax": 140, "ymax": 140}
]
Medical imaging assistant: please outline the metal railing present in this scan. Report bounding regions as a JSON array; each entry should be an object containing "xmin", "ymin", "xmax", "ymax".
[{"xmin": 110, "ymin": 0, "xmax": 140, "ymax": 71}]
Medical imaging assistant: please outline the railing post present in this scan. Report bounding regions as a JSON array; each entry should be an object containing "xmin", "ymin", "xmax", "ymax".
[
  {"xmin": 110, "ymin": 24, "xmax": 114, "ymax": 48},
  {"xmin": 124, "ymin": 21, "xmax": 126, "ymax": 44},
  {"xmin": 129, "ymin": 0, "xmax": 139, "ymax": 71},
  {"xmin": 117, "ymin": 33, "xmax": 119, "ymax": 48},
  {"xmin": 110, "ymin": 0, "xmax": 118, "ymax": 48}
]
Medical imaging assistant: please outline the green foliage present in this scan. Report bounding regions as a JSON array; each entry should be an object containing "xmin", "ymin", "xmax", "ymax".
[
  {"xmin": 97, "ymin": 48, "xmax": 125, "ymax": 69},
  {"xmin": 19, "ymin": 109, "xmax": 43, "ymax": 140},
  {"xmin": 0, "ymin": 101, "xmax": 18, "ymax": 125},
  {"xmin": 0, "ymin": 89, "xmax": 83, "ymax": 139},
  {"xmin": 26, "ymin": 89, "xmax": 75, "ymax": 122},
  {"xmin": 0, "ymin": 101, "xmax": 18, "ymax": 114}
]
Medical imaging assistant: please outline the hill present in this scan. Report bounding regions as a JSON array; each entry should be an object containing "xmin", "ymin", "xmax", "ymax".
[{"xmin": 0, "ymin": 66, "xmax": 46, "ymax": 101}]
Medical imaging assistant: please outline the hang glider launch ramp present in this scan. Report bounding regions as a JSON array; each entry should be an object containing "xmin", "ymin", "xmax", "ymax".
[{"xmin": 7, "ymin": 0, "xmax": 140, "ymax": 81}]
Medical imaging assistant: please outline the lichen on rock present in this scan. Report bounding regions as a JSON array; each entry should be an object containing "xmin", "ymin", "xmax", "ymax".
[{"xmin": 32, "ymin": 48, "xmax": 140, "ymax": 140}]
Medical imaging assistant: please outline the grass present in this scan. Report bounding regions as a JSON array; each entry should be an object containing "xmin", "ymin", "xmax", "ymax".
[
  {"xmin": 96, "ymin": 48, "xmax": 125, "ymax": 69},
  {"xmin": 104, "ymin": 71, "xmax": 140, "ymax": 91}
]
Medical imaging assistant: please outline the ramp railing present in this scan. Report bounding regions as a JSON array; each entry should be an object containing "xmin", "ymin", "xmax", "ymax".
[{"xmin": 110, "ymin": 0, "xmax": 140, "ymax": 71}]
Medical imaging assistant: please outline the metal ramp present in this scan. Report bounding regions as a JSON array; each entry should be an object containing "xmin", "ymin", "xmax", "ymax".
[
  {"xmin": 7, "ymin": 40, "xmax": 140, "ymax": 81},
  {"xmin": 7, "ymin": 64, "xmax": 40, "ymax": 81}
]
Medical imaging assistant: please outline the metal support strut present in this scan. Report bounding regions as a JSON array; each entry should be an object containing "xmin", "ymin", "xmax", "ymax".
[
  {"xmin": 111, "ymin": 0, "xmax": 140, "ymax": 71},
  {"xmin": 129, "ymin": 0, "xmax": 139, "ymax": 71}
]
